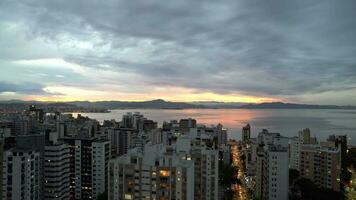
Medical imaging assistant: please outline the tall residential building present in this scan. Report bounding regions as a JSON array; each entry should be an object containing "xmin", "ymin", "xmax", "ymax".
[
  {"xmin": 44, "ymin": 132, "xmax": 71, "ymax": 200},
  {"xmin": 109, "ymin": 135, "xmax": 219, "ymax": 200},
  {"xmin": 179, "ymin": 118, "xmax": 197, "ymax": 133},
  {"xmin": 0, "ymin": 138, "xmax": 3, "ymax": 200},
  {"xmin": 22, "ymin": 105, "xmax": 45, "ymax": 134},
  {"xmin": 191, "ymin": 147, "xmax": 219, "ymax": 200},
  {"xmin": 109, "ymin": 128, "xmax": 136, "ymax": 156},
  {"xmin": 2, "ymin": 148, "xmax": 41, "ymax": 200},
  {"xmin": 0, "ymin": 121, "xmax": 14, "ymax": 136},
  {"xmin": 109, "ymin": 128, "xmax": 150, "ymax": 157},
  {"xmin": 121, "ymin": 112, "xmax": 145, "ymax": 130},
  {"xmin": 13, "ymin": 134, "xmax": 46, "ymax": 199},
  {"xmin": 92, "ymin": 140, "xmax": 111, "ymax": 198},
  {"xmin": 242, "ymin": 124, "xmax": 251, "ymax": 143},
  {"xmin": 299, "ymin": 144, "xmax": 341, "ymax": 191},
  {"xmin": 256, "ymin": 145, "xmax": 289, "ymax": 200},
  {"xmin": 0, "ymin": 125, "xmax": 11, "ymax": 138},
  {"xmin": 64, "ymin": 137, "xmax": 111, "ymax": 200},
  {"xmin": 289, "ymin": 136, "xmax": 300, "ymax": 170},
  {"xmin": 289, "ymin": 128, "xmax": 318, "ymax": 170},
  {"xmin": 328, "ymin": 135, "xmax": 347, "ymax": 170},
  {"xmin": 298, "ymin": 128, "xmax": 317, "ymax": 145},
  {"xmin": 217, "ymin": 123, "xmax": 227, "ymax": 146},
  {"xmin": 256, "ymin": 130, "xmax": 289, "ymax": 200},
  {"xmin": 109, "ymin": 147, "xmax": 195, "ymax": 200},
  {"xmin": 28, "ymin": 105, "xmax": 44, "ymax": 124},
  {"xmin": 142, "ymin": 119, "xmax": 158, "ymax": 132},
  {"xmin": 245, "ymin": 138, "xmax": 258, "ymax": 176}
]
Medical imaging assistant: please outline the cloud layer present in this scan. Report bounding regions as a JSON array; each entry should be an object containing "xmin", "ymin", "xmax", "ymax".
[{"xmin": 1, "ymin": 0, "xmax": 356, "ymax": 104}]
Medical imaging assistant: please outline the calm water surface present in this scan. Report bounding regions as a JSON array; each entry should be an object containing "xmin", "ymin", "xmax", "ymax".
[{"xmin": 73, "ymin": 109, "xmax": 356, "ymax": 145}]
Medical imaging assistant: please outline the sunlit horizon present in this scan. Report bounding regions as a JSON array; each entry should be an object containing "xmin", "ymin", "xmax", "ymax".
[{"xmin": 23, "ymin": 93, "xmax": 281, "ymax": 103}]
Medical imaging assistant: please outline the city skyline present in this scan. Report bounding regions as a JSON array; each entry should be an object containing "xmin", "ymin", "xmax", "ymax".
[
  {"xmin": 1, "ymin": 0, "xmax": 356, "ymax": 105},
  {"xmin": 1, "ymin": 107, "xmax": 352, "ymax": 200}
]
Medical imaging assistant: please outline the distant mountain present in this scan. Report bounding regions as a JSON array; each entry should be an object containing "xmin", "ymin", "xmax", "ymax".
[
  {"xmin": 1, "ymin": 99, "xmax": 355, "ymax": 110},
  {"xmin": 0, "ymin": 100, "xmax": 107, "ymax": 113},
  {"xmin": 67, "ymin": 99, "xmax": 205, "ymax": 109},
  {"xmin": 239, "ymin": 102, "xmax": 356, "ymax": 109},
  {"xmin": 68, "ymin": 100, "xmax": 356, "ymax": 110},
  {"xmin": 191, "ymin": 101, "xmax": 245, "ymax": 108}
]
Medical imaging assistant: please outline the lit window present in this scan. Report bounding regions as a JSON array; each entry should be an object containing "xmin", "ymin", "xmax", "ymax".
[
  {"xmin": 159, "ymin": 170, "xmax": 170, "ymax": 177},
  {"xmin": 125, "ymin": 194, "xmax": 133, "ymax": 199}
]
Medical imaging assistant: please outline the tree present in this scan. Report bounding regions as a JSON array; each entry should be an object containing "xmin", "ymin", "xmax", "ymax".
[
  {"xmin": 294, "ymin": 178, "xmax": 345, "ymax": 200},
  {"xmin": 345, "ymin": 148, "xmax": 356, "ymax": 168},
  {"xmin": 219, "ymin": 161, "xmax": 239, "ymax": 186},
  {"xmin": 289, "ymin": 169, "xmax": 300, "ymax": 185},
  {"xmin": 340, "ymin": 169, "xmax": 352, "ymax": 184},
  {"xmin": 240, "ymin": 154, "xmax": 246, "ymax": 170},
  {"xmin": 97, "ymin": 192, "xmax": 108, "ymax": 200}
]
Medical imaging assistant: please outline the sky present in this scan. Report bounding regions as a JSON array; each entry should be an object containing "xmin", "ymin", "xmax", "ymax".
[{"xmin": 0, "ymin": 0, "xmax": 356, "ymax": 105}]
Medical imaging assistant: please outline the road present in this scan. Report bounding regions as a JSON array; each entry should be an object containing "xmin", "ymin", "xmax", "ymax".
[{"xmin": 231, "ymin": 143, "xmax": 249, "ymax": 200}]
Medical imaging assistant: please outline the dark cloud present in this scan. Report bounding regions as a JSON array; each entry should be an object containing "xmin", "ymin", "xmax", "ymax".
[
  {"xmin": 1, "ymin": 0, "xmax": 356, "ymax": 101},
  {"xmin": 0, "ymin": 81, "xmax": 59, "ymax": 95}
]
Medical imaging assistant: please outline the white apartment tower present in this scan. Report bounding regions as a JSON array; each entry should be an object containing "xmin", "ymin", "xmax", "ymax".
[
  {"xmin": 2, "ymin": 148, "xmax": 41, "ymax": 200},
  {"xmin": 92, "ymin": 140, "xmax": 111, "ymax": 198},
  {"xmin": 109, "ymin": 135, "xmax": 219, "ymax": 200},
  {"xmin": 256, "ymin": 130, "xmax": 289, "ymax": 200},
  {"xmin": 109, "ymin": 145, "xmax": 195, "ymax": 200},
  {"xmin": 289, "ymin": 136, "xmax": 300, "ymax": 170}
]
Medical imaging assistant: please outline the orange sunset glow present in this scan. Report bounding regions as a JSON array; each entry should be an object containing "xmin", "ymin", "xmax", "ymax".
[
  {"xmin": 22, "ymin": 85, "xmax": 280, "ymax": 103},
  {"xmin": 26, "ymin": 91, "xmax": 279, "ymax": 103}
]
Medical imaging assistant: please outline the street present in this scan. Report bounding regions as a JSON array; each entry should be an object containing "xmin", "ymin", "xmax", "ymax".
[{"xmin": 231, "ymin": 143, "xmax": 249, "ymax": 200}]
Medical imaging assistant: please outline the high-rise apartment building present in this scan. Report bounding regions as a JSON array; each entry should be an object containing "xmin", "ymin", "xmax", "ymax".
[
  {"xmin": 44, "ymin": 132, "xmax": 71, "ymax": 200},
  {"xmin": 289, "ymin": 137, "xmax": 300, "ymax": 170},
  {"xmin": 2, "ymin": 148, "xmax": 41, "ymax": 200},
  {"xmin": 63, "ymin": 137, "xmax": 111, "ymax": 200},
  {"xmin": 109, "ymin": 134, "xmax": 219, "ymax": 200},
  {"xmin": 256, "ymin": 145, "xmax": 289, "ymax": 200},
  {"xmin": 242, "ymin": 124, "xmax": 251, "ymax": 143},
  {"xmin": 245, "ymin": 138, "xmax": 258, "ymax": 176},
  {"xmin": 256, "ymin": 130, "xmax": 289, "ymax": 200},
  {"xmin": 121, "ymin": 112, "xmax": 145, "ymax": 130},
  {"xmin": 179, "ymin": 118, "xmax": 197, "ymax": 133},
  {"xmin": 216, "ymin": 123, "xmax": 227, "ymax": 146},
  {"xmin": 109, "ymin": 146, "xmax": 195, "ymax": 200},
  {"xmin": 299, "ymin": 144, "xmax": 341, "ymax": 191},
  {"xmin": 328, "ymin": 135, "xmax": 347, "ymax": 170},
  {"xmin": 298, "ymin": 128, "xmax": 317, "ymax": 145},
  {"xmin": 289, "ymin": 128, "xmax": 318, "ymax": 170},
  {"xmin": 13, "ymin": 134, "xmax": 46, "ymax": 199},
  {"xmin": 0, "ymin": 138, "xmax": 3, "ymax": 200}
]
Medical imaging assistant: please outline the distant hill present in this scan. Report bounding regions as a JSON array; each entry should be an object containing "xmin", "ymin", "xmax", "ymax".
[
  {"xmin": 0, "ymin": 100, "xmax": 107, "ymax": 113},
  {"xmin": 1, "ymin": 99, "xmax": 355, "ymax": 110},
  {"xmin": 239, "ymin": 102, "xmax": 356, "ymax": 109},
  {"xmin": 191, "ymin": 101, "xmax": 245, "ymax": 108},
  {"xmin": 67, "ymin": 99, "xmax": 205, "ymax": 109}
]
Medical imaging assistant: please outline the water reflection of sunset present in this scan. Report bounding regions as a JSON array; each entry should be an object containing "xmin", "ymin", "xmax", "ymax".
[
  {"xmin": 73, "ymin": 109, "xmax": 356, "ymax": 144},
  {"xmin": 176, "ymin": 109, "xmax": 257, "ymax": 129}
]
